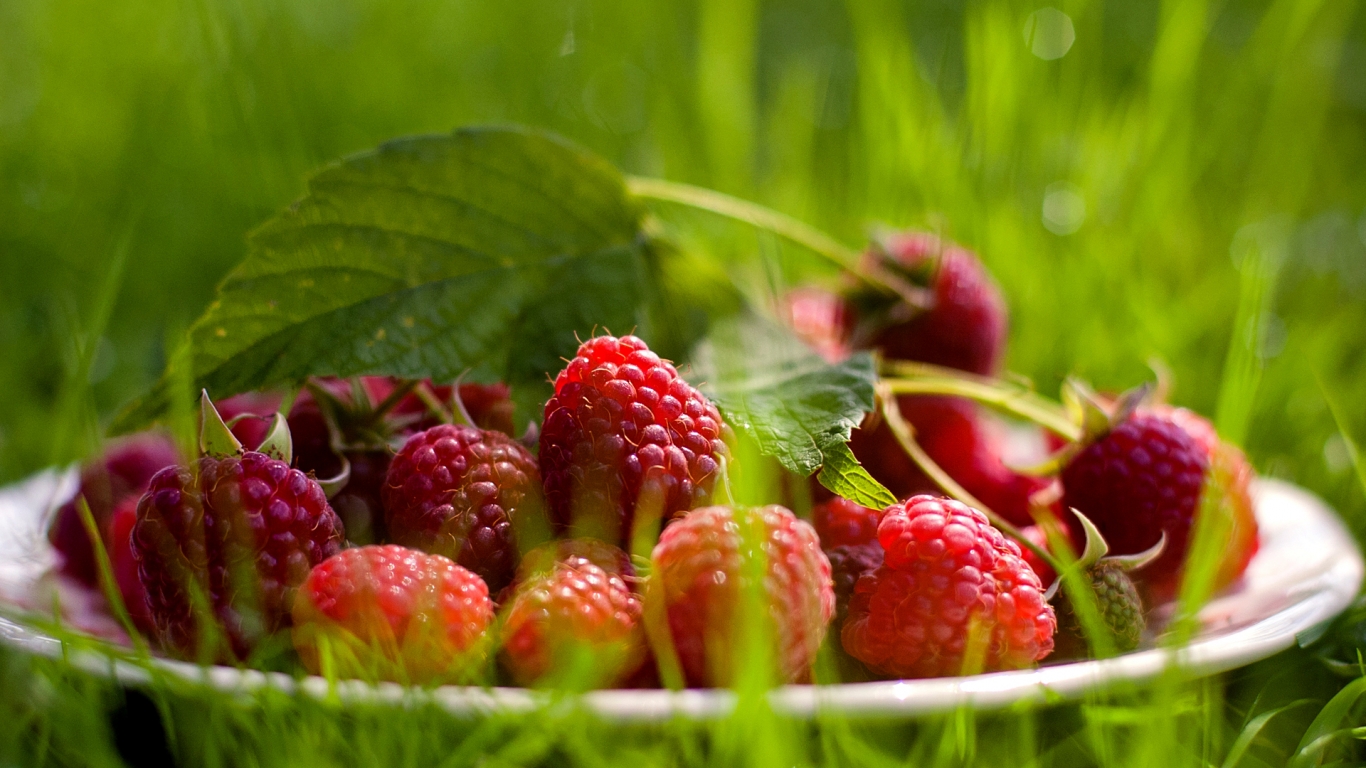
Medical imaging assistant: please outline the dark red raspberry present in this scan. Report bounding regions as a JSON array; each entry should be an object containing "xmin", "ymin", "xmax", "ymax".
[
  {"xmin": 281, "ymin": 377, "xmax": 518, "ymax": 546},
  {"xmin": 842, "ymin": 495, "xmax": 1055, "ymax": 678},
  {"xmin": 131, "ymin": 452, "xmax": 344, "ymax": 659},
  {"xmin": 382, "ymin": 424, "xmax": 544, "ymax": 594},
  {"xmin": 292, "ymin": 545, "xmax": 493, "ymax": 684},
  {"xmin": 514, "ymin": 538, "xmax": 635, "ymax": 586},
  {"xmin": 782, "ymin": 287, "xmax": 854, "ymax": 363},
  {"xmin": 539, "ymin": 335, "xmax": 730, "ymax": 547},
  {"xmin": 1148, "ymin": 406, "xmax": 1259, "ymax": 601},
  {"xmin": 861, "ymin": 232, "xmax": 1007, "ymax": 377},
  {"xmin": 1017, "ymin": 524, "xmax": 1058, "ymax": 587},
  {"xmin": 48, "ymin": 433, "xmax": 181, "ymax": 586},
  {"xmin": 215, "ymin": 391, "xmax": 284, "ymax": 451},
  {"xmin": 1060, "ymin": 412, "xmax": 1209, "ymax": 593},
  {"xmin": 850, "ymin": 396, "xmax": 1048, "ymax": 526},
  {"xmin": 826, "ymin": 543, "xmax": 883, "ymax": 624},
  {"xmin": 812, "ymin": 497, "xmax": 881, "ymax": 549},
  {"xmin": 454, "ymin": 383, "xmax": 517, "ymax": 436},
  {"xmin": 357, "ymin": 377, "xmax": 515, "ymax": 435},
  {"xmin": 649, "ymin": 505, "xmax": 834, "ymax": 687},
  {"xmin": 500, "ymin": 555, "xmax": 645, "ymax": 687},
  {"xmin": 107, "ymin": 498, "xmax": 154, "ymax": 632}
]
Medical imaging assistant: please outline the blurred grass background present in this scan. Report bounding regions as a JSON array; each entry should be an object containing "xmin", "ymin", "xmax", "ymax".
[
  {"xmin": 3, "ymin": 0, "xmax": 1364, "ymax": 531},
  {"xmin": 3, "ymin": 0, "xmax": 1366, "ymax": 764}
]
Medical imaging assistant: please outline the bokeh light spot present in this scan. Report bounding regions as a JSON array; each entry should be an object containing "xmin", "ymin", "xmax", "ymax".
[
  {"xmin": 1042, "ymin": 182, "xmax": 1086, "ymax": 235},
  {"xmin": 1024, "ymin": 8, "xmax": 1075, "ymax": 60}
]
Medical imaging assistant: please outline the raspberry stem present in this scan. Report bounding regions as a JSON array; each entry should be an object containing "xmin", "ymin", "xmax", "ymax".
[
  {"xmin": 880, "ymin": 360, "xmax": 1082, "ymax": 441},
  {"xmin": 626, "ymin": 177, "xmax": 931, "ymax": 310},
  {"xmin": 878, "ymin": 385, "xmax": 1063, "ymax": 573}
]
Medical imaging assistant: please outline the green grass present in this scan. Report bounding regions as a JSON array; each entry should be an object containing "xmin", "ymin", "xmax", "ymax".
[{"xmin": 3, "ymin": 0, "xmax": 1366, "ymax": 765}]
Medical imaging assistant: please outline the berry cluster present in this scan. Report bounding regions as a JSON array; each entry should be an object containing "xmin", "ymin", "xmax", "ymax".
[{"xmin": 48, "ymin": 228, "xmax": 1261, "ymax": 689}]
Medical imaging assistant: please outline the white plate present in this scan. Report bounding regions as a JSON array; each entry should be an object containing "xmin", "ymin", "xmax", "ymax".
[{"xmin": 0, "ymin": 470, "xmax": 1359, "ymax": 720}]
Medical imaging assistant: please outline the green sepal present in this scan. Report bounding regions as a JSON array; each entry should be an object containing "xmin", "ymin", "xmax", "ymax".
[
  {"xmin": 199, "ymin": 390, "xmax": 243, "ymax": 458},
  {"xmin": 1073, "ymin": 509, "xmax": 1110, "ymax": 568},
  {"xmin": 1106, "ymin": 532, "xmax": 1167, "ymax": 572},
  {"xmin": 313, "ymin": 453, "xmax": 351, "ymax": 500},
  {"xmin": 255, "ymin": 413, "xmax": 294, "ymax": 464}
]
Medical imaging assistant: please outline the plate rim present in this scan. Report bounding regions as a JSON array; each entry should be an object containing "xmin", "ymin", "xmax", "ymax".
[{"xmin": 0, "ymin": 475, "xmax": 1359, "ymax": 721}]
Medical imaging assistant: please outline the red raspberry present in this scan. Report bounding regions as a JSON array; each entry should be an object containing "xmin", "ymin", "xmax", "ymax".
[
  {"xmin": 1060, "ymin": 412, "xmax": 1209, "ymax": 597},
  {"xmin": 539, "ymin": 335, "xmax": 730, "ymax": 547},
  {"xmin": 782, "ymin": 287, "xmax": 854, "ymax": 363},
  {"xmin": 861, "ymin": 232, "xmax": 1007, "ymax": 376},
  {"xmin": 812, "ymin": 497, "xmax": 881, "ymax": 548},
  {"xmin": 107, "ymin": 498, "xmax": 154, "ymax": 632},
  {"xmin": 131, "ymin": 452, "xmax": 344, "ymax": 659},
  {"xmin": 382, "ymin": 424, "xmax": 544, "ymax": 594},
  {"xmin": 841, "ymin": 495, "xmax": 1055, "ymax": 678},
  {"xmin": 48, "ymin": 433, "xmax": 180, "ymax": 586},
  {"xmin": 291, "ymin": 545, "xmax": 493, "ymax": 683},
  {"xmin": 850, "ymin": 397, "xmax": 1048, "ymax": 526},
  {"xmin": 499, "ymin": 555, "xmax": 645, "ymax": 687},
  {"xmin": 649, "ymin": 505, "xmax": 834, "ymax": 687},
  {"xmin": 1144, "ymin": 406, "xmax": 1259, "ymax": 601}
]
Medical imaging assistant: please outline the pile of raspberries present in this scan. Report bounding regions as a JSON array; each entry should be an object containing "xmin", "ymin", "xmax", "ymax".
[{"xmin": 48, "ymin": 231, "xmax": 1258, "ymax": 687}]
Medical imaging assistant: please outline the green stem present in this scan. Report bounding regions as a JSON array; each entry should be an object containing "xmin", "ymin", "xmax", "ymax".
[
  {"xmin": 626, "ymin": 176, "xmax": 930, "ymax": 309},
  {"xmin": 879, "ymin": 388, "xmax": 1063, "ymax": 573},
  {"xmin": 881, "ymin": 361, "xmax": 1082, "ymax": 442}
]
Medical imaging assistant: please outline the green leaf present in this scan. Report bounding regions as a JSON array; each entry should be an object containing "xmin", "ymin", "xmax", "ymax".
[
  {"xmin": 693, "ymin": 314, "xmax": 895, "ymax": 510},
  {"xmin": 117, "ymin": 126, "xmax": 651, "ymax": 430}
]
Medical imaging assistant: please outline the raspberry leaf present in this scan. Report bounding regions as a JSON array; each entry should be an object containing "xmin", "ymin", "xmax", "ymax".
[
  {"xmin": 117, "ymin": 126, "xmax": 653, "ymax": 431},
  {"xmin": 694, "ymin": 315, "xmax": 896, "ymax": 510}
]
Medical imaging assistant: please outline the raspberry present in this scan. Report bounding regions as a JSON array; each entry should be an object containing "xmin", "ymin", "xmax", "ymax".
[
  {"xmin": 850, "ymin": 396, "xmax": 1048, "ymax": 526},
  {"xmin": 513, "ymin": 538, "xmax": 636, "ymax": 586},
  {"xmin": 1156, "ymin": 407, "xmax": 1259, "ymax": 599},
  {"xmin": 859, "ymin": 232, "xmax": 1007, "ymax": 377},
  {"xmin": 276, "ymin": 377, "xmax": 518, "ymax": 546},
  {"xmin": 782, "ymin": 287, "xmax": 854, "ymax": 363},
  {"xmin": 812, "ymin": 497, "xmax": 881, "ymax": 549},
  {"xmin": 649, "ymin": 505, "xmax": 834, "ymax": 687},
  {"xmin": 131, "ymin": 452, "xmax": 344, "ymax": 659},
  {"xmin": 539, "ymin": 334, "xmax": 730, "ymax": 547},
  {"xmin": 826, "ymin": 543, "xmax": 884, "ymax": 624},
  {"xmin": 291, "ymin": 545, "xmax": 493, "ymax": 684},
  {"xmin": 360, "ymin": 377, "xmax": 517, "ymax": 436},
  {"xmin": 499, "ymin": 555, "xmax": 645, "ymax": 687},
  {"xmin": 1053, "ymin": 561, "xmax": 1145, "ymax": 657},
  {"xmin": 107, "ymin": 498, "xmax": 154, "ymax": 632},
  {"xmin": 382, "ymin": 424, "xmax": 545, "ymax": 594},
  {"xmin": 1017, "ymin": 524, "xmax": 1058, "ymax": 587},
  {"xmin": 841, "ymin": 495, "xmax": 1055, "ymax": 678},
  {"xmin": 216, "ymin": 391, "xmax": 284, "ymax": 452},
  {"xmin": 48, "ymin": 433, "xmax": 180, "ymax": 585},
  {"xmin": 1060, "ymin": 412, "xmax": 1209, "ymax": 597}
]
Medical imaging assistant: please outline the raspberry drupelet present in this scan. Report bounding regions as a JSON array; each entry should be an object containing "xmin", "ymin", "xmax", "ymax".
[{"xmin": 539, "ymin": 334, "xmax": 731, "ymax": 548}]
